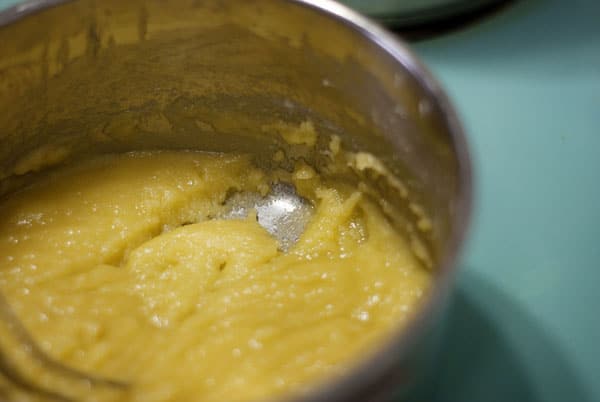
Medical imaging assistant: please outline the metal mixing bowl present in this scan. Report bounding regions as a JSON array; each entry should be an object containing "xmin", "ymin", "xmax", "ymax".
[{"xmin": 0, "ymin": 0, "xmax": 472, "ymax": 401}]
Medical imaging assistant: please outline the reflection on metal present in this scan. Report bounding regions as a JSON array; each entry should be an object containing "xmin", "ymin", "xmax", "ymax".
[{"xmin": 222, "ymin": 182, "xmax": 313, "ymax": 252}]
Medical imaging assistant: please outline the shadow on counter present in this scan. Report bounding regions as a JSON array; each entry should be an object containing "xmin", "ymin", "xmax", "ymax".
[
  {"xmin": 391, "ymin": 0, "xmax": 519, "ymax": 42},
  {"xmin": 422, "ymin": 272, "xmax": 593, "ymax": 402},
  {"xmin": 410, "ymin": 0, "xmax": 600, "ymax": 66}
]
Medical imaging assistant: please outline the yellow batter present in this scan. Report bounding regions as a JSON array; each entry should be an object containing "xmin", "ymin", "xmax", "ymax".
[{"xmin": 0, "ymin": 151, "xmax": 430, "ymax": 402}]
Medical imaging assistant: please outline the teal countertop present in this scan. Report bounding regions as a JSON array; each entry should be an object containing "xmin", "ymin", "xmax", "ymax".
[
  {"xmin": 412, "ymin": 1, "xmax": 599, "ymax": 401},
  {"xmin": 1, "ymin": 1, "xmax": 598, "ymax": 401}
]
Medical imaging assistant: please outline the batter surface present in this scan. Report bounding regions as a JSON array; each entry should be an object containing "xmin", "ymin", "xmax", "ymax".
[{"xmin": 0, "ymin": 151, "xmax": 430, "ymax": 402}]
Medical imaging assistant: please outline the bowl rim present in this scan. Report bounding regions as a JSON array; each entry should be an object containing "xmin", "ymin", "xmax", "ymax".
[
  {"xmin": 285, "ymin": 2, "xmax": 473, "ymax": 401},
  {"xmin": 0, "ymin": 1, "xmax": 473, "ymax": 401}
]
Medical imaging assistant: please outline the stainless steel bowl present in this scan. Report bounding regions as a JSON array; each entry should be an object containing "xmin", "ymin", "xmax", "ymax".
[{"xmin": 0, "ymin": 0, "xmax": 472, "ymax": 401}]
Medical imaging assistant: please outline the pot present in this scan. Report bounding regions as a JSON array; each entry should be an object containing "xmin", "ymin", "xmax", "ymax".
[{"xmin": 0, "ymin": 1, "xmax": 472, "ymax": 401}]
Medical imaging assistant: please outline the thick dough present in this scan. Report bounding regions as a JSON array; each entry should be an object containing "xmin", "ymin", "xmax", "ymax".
[{"xmin": 0, "ymin": 151, "xmax": 430, "ymax": 402}]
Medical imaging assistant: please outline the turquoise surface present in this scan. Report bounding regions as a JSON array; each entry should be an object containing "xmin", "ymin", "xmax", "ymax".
[
  {"xmin": 0, "ymin": 1, "xmax": 598, "ymax": 402},
  {"xmin": 412, "ymin": 1, "xmax": 599, "ymax": 401}
]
